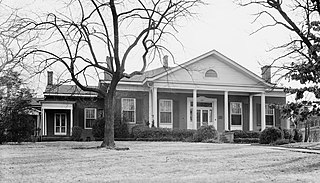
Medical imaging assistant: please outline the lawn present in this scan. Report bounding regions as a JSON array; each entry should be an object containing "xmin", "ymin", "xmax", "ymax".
[{"xmin": 1, "ymin": 141, "xmax": 320, "ymax": 183}]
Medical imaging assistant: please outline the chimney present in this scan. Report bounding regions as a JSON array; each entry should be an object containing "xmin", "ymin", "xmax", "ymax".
[
  {"xmin": 47, "ymin": 71, "xmax": 53, "ymax": 85},
  {"xmin": 261, "ymin": 66, "xmax": 271, "ymax": 83},
  {"xmin": 163, "ymin": 55, "xmax": 168, "ymax": 68}
]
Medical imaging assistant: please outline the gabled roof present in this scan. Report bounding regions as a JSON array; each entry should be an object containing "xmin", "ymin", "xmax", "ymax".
[
  {"xmin": 44, "ymin": 85, "xmax": 97, "ymax": 97},
  {"xmin": 120, "ymin": 67, "xmax": 172, "ymax": 82},
  {"xmin": 143, "ymin": 49, "xmax": 273, "ymax": 87}
]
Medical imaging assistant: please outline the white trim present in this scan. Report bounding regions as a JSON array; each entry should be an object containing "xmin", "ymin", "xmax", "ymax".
[
  {"xmin": 187, "ymin": 96, "xmax": 218, "ymax": 130},
  {"xmin": 54, "ymin": 113, "xmax": 67, "ymax": 135},
  {"xmin": 230, "ymin": 102, "xmax": 243, "ymax": 130},
  {"xmin": 153, "ymin": 82, "xmax": 267, "ymax": 93},
  {"xmin": 159, "ymin": 99, "xmax": 173, "ymax": 129},
  {"xmin": 121, "ymin": 98, "xmax": 136, "ymax": 124},
  {"xmin": 265, "ymin": 104, "xmax": 275, "ymax": 127},
  {"xmin": 84, "ymin": 108, "xmax": 96, "ymax": 129},
  {"xmin": 44, "ymin": 93, "xmax": 97, "ymax": 97},
  {"xmin": 42, "ymin": 102, "xmax": 74, "ymax": 110}
]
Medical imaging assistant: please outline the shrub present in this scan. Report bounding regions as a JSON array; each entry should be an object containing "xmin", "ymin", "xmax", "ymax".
[
  {"xmin": 231, "ymin": 130, "xmax": 248, "ymax": 138},
  {"xmin": 272, "ymin": 139, "xmax": 290, "ymax": 145},
  {"xmin": 282, "ymin": 129, "xmax": 292, "ymax": 140},
  {"xmin": 92, "ymin": 116, "xmax": 130, "ymax": 140},
  {"xmin": 245, "ymin": 131, "xmax": 260, "ymax": 138},
  {"xmin": 71, "ymin": 126, "xmax": 83, "ymax": 141},
  {"xmin": 193, "ymin": 125, "xmax": 218, "ymax": 142},
  {"xmin": 0, "ymin": 114, "xmax": 34, "ymax": 144},
  {"xmin": 292, "ymin": 128, "xmax": 303, "ymax": 142},
  {"xmin": 114, "ymin": 120, "xmax": 130, "ymax": 138},
  {"xmin": 131, "ymin": 126, "xmax": 196, "ymax": 141},
  {"xmin": 92, "ymin": 118, "xmax": 104, "ymax": 140},
  {"xmin": 259, "ymin": 127, "xmax": 284, "ymax": 144},
  {"xmin": 234, "ymin": 138, "xmax": 260, "ymax": 144},
  {"xmin": 131, "ymin": 125, "xmax": 153, "ymax": 138}
]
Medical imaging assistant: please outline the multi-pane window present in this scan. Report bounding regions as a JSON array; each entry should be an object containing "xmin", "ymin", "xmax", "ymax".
[
  {"xmin": 55, "ymin": 113, "xmax": 67, "ymax": 135},
  {"xmin": 159, "ymin": 100, "xmax": 173, "ymax": 124},
  {"xmin": 230, "ymin": 102, "xmax": 242, "ymax": 126},
  {"xmin": 85, "ymin": 108, "xmax": 96, "ymax": 129},
  {"xmin": 122, "ymin": 98, "xmax": 136, "ymax": 123},
  {"xmin": 265, "ymin": 104, "xmax": 274, "ymax": 126}
]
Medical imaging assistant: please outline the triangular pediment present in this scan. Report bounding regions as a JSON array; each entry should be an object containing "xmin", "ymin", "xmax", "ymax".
[{"xmin": 152, "ymin": 50, "xmax": 270, "ymax": 88}]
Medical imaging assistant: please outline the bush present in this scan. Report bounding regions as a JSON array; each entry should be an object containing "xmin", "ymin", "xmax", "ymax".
[
  {"xmin": 0, "ymin": 114, "xmax": 34, "ymax": 144},
  {"xmin": 282, "ymin": 129, "xmax": 292, "ymax": 140},
  {"xmin": 292, "ymin": 128, "xmax": 303, "ymax": 142},
  {"xmin": 259, "ymin": 127, "xmax": 284, "ymax": 144},
  {"xmin": 71, "ymin": 126, "xmax": 83, "ymax": 141},
  {"xmin": 245, "ymin": 131, "xmax": 261, "ymax": 138},
  {"xmin": 92, "ymin": 117, "xmax": 130, "ymax": 140},
  {"xmin": 193, "ymin": 125, "xmax": 218, "ymax": 142},
  {"xmin": 92, "ymin": 118, "xmax": 104, "ymax": 140},
  {"xmin": 131, "ymin": 126, "xmax": 196, "ymax": 141},
  {"xmin": 234, "ymin": 138, "xmax": 260, "ymax": 144},
  {"xmin": 272, "ymin": 139, "xmax": 290, "ymax": 145},
  {"xmin": 231, "ymin": 130, "xmax": 248, "ymax": 138}
]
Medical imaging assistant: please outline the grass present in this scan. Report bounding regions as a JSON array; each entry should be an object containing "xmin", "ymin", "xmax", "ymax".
[{"xmin": 1, "ymin": 141, "xmax": 320, "ymax": 182}]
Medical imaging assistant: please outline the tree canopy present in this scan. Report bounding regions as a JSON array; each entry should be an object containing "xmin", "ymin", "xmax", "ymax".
[{"xmin": 12, "ymin": 0, "xmax": 205, "ymax": 148}]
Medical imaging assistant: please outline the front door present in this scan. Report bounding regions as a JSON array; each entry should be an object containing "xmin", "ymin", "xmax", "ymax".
[
  {"xmin": 54, "ymin": 113, "xmax": 67, "ymax": 135},
  {"xmin": 196, "ymin": 108, "xmax": 212, "ymax": 128},
  {"xmin": 187, "ymin": 97, "xmax": 217, "ymax": 130}
]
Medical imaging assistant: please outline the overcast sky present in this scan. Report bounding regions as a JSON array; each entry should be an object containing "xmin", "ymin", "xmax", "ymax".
[{"xmin": 2, "ymin": 0, "xmax": 300, "ymax": 100}]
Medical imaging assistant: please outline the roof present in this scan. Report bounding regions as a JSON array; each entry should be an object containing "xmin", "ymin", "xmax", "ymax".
[
  {"xmin": 44, "ymin": 85, "xmax": 97, "ymax": 96},
  {"xmin": 144, "ymin": 49, "xmax": 272, "ymax": 87},
  {"xmin": 120, "ymin": 67, "xmax": 172, "ymax": 82}
]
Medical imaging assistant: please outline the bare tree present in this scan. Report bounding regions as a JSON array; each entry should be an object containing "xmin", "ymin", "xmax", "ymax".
[
  {"xmin": 16, "ymin": 0, "xmax": 204, "ymax": 148},
  {"xmin": 237, "ymin": 0, "xmax": 320, "ymax": 140}
]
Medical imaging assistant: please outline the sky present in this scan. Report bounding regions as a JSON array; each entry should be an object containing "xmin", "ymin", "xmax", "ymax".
[{"xmin": 1, "ymin": 0, "xmax": 301, "ymax": 100}]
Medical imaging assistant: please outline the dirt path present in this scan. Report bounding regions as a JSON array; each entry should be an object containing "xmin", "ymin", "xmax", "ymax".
[{"xmin": 1, "ymin": 141, "xmax": 320, "ymax": 182}]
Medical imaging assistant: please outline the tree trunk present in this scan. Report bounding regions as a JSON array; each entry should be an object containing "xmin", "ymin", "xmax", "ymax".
[{"xmin": 100, "ymin": 91, "xmax": 116, "ymax": 148}]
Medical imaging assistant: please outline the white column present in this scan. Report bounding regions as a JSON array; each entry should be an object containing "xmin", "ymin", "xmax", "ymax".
[
  {"xmin": 261, "ymin": 92, "xmax": 266, "ymax": 131},
  {"xmin": 41, "ymin": 108, "xmax": 45, "ymax": 136},
  {"xmin": 70, "ymin": 108, "xmax": 73, "ymax": 136},
  {"xmin": 249, "ymin": 95, "xmax": 253, "ymax": 131},
  {"xmin": 44, "ymin": 111, "xmax": 47, "ymax": 136},
  {"xmin": 192, "ymin": 89, "xmax": 197, "ymax": 130},
  {"xmin": 149, "ymin": 89, "xmax": 153, "ymax": 127},
  {"xmin": 153, "ymin": 87, "xmax": 158, "ymax": 127},
  {"xmin": 224, "ymin": 91, "xmax": 229, "ymax": 131}
]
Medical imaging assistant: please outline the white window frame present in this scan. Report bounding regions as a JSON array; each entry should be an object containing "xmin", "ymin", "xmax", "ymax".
[
  {"xmin": 159, "ymin": 99, "xmax": 173, "ymax": 128},
  {"xmin": 121, "ymin": 98, "xmax": 136, "ymax": 124},
  {"xmin": 265, "ymin": 104, "xmax": 275, "ymax": 127},
  {"xmin": 84, "ymin": 108, "xmax": 97, "ymax": 129},
  {"xmin": 54, "ymin": 113, "xmax": 67, "ymax": 135},
  {"xmin": 230, "ymin": 102, "xmax": 243, "ymax": 130}
]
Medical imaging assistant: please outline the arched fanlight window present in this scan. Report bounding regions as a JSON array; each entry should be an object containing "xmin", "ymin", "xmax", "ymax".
[{"xmin": 205, "ymin": 69, "xmax": 218, "ymax": 78}]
